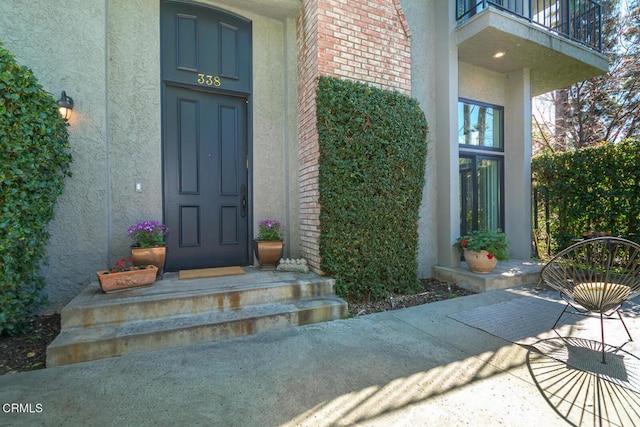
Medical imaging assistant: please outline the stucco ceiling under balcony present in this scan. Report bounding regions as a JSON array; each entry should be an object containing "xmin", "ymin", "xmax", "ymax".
[{"xmin": 456, "ymin": 8, "xmax": 609, "ymax": 96}]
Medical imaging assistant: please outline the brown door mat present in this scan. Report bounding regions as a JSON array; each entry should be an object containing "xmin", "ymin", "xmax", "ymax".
[{"xmin": 178, "ymin": 266, "xmax": 246, "ymax": 280}]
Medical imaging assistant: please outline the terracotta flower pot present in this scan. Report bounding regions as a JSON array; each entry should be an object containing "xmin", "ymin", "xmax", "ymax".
[
  {"xmin": 463, "ymin": 249, "xmax": 498, "ymax": 274},
  {"xmin": 131, "ymin": 246, "xmax": 166, "ymax": 279},
  {"xmin": 253, "ymin": 240, "xmax": 284, "ymax": 270},
  {"xmin": 96, "ymin": 265, "xmax": 158, "ymax": 293}
]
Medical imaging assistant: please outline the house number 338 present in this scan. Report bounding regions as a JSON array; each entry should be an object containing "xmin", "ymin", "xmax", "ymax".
[{"xmin": 197, "ymin": 74, "xmax": 221, "ymax": 87}]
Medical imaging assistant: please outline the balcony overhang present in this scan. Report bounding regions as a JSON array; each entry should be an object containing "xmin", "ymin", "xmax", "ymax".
[{"xmin": 456, "ymin": 8, "xmax": 608, "ymax": 96}]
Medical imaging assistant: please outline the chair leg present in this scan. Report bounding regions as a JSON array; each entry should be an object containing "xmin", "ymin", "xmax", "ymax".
[
  {"xmin": 600, "ymin": 312, "xmax": 606, "ymax": 364},
  {"xmin": 617, "ymin": 311, "xmax": 633, "ymax": 342},
  {"xmin": 552, "ymin": 304, "xmax": 570, "ymax": 329}
]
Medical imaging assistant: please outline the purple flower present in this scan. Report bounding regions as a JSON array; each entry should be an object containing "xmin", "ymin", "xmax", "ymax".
[
  {"xmin": 128, "ymin": 220, "xmax": 169, "ymax": 248},
  {"xmin": 256, "ymin": 219, "xmax": 284, "ymax": 241}
]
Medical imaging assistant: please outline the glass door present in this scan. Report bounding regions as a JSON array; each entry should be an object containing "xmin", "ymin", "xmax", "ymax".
[
  {"xmin": 458, "ymin": 98, "xmax": 505, "ymax": 236},
  {"xmin": 459, "ymin": 154, "xmax": 504, "ymax": 236}
]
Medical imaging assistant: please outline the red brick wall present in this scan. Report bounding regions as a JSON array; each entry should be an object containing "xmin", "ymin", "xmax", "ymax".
[{"xmin": 297, "ymin": 0, "xmax": 412, "ymax": 273}]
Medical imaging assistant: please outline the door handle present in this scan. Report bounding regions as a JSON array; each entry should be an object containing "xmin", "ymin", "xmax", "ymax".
[{"xmin": 241, "ymin": 184, "xmax": 247, "ymax": 218}]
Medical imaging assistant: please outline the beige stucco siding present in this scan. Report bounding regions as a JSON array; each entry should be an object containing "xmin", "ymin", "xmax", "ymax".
[
  {"xmin": 458, "ymin": 61, "xmax": 507, "ymax": 105},
  {"xmin": 107, "ymin": 0, "xmax": 163, "ymax": 261},
  {"xmin": 400, "ymin": 0, "xmax": 438, "ymax": 278},
  {"xmin": 458, "ymin": 61, "xmax": 533, "ymax": 259},
  {"xmin": 0, "ymin": 0, "xmax": 598, "ymax": 310},
  {"xmin": 0, "ymin": 0, "xmax": 109, "ymax": 308},
  {"xmin": 0, "ymin": 0, "xmax": 301, "ymax": 309}
]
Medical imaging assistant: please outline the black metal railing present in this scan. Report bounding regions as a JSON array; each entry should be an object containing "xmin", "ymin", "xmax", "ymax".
[{"xmin": 456, "ymin": 0, "xmax": 602, "ymax": 52}]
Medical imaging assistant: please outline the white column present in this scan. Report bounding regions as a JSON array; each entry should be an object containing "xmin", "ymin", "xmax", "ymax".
[
  {"xmin": 504, "ymin": 68, "xmax": 533, "ymax": 259},
  {"xmin": 435, "ymin": 0, "xmax": 461, "ymax": 268}
]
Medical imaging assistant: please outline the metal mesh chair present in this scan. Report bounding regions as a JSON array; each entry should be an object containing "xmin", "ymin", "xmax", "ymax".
[{"xmin": 540, "ymin": 237, "xmax": 640, "ymax": 363}]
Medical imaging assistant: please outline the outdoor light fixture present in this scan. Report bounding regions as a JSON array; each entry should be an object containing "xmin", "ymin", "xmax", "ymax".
[
  {"xmin": 57, "ymin": 91, "xmax": 74, "ymax": 121},
  {"xmin": 493, "ymin": 51, "xmax": 506, "ymax": 59}
]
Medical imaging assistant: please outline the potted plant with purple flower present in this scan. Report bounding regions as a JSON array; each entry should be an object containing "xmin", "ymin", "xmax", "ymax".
[
  {"xmin": 128, "ymin": 220, "xmax": 169, "ymax": 279},
  {"xmin": 253, "ymin": 219, "xmax": 285, "ymax": 269}
]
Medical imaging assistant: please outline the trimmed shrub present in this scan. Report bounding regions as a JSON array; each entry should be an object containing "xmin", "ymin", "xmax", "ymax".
[
  {"xmin": 532, "ymin": 140, "xmax": 640, "ymax": 251},
  {"xmin": 0, "ymin": 42, "xmax": 72, "ymax": 335},
  {"xmin": 317, "ymin": 77, "xmax": 428, "ymax": 300}
]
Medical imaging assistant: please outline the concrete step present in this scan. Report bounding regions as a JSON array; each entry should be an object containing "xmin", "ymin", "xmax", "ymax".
[
  {"xmin": 47, "ymin": 296, "xmax": 347, "ymax": 366},
  {"xmin": 433, "ymin": 259, "xmax": 542, "ymax": 293},
  {"xmin": 60, "ymin": 276, "xmax": 337, "ymax": 328},
  {"xmin": 46, "ymin": 269, "xmax": 348, "ymax": 367}
]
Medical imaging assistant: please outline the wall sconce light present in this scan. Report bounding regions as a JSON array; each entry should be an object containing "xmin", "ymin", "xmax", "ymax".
[{"xmin": 57, "ymin": 91, "xmax": 74, "ymax": 121}]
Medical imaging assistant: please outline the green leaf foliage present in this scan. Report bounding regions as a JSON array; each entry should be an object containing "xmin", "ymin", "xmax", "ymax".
[
  {"xmin": 0, "ymin": 41, "xmax": 72, "ymax": 335},
  {"xmin": 316, "ymin": 77, "xmax": 428, "ymax": 300},
  {"xmin": 532, "ymin": 139, "xmax": 640, "ymax": 251},
  {"xmin": 454, "ymin": 229, "xmax": 509, "ymax": 261}
]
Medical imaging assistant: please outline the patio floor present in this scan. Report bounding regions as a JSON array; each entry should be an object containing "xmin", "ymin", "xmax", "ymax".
[{"xmin": 2, "ymin": 284, "xmax": 639, "ymax": 426}]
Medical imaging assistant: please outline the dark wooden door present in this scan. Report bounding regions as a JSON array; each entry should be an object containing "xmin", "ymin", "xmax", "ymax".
[{"xmin": 161, "ymin": 1, "xmax": 252, "ymax": 270}]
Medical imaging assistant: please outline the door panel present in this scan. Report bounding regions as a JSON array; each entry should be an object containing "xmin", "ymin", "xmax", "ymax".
[
  {"xmin": 163, "ymin": 86, "xmax": 249, "ymax": 270},
  {"xmin": 176, "ymin": 14, "xmax": 198, "ymax": 71},
  {"xmin": 161, "ymin": 1, "xmax": 252, "ymax": 270},
  {"xmin": 161, "ymin": 1, "xmax": 251, "ymax": 93}
]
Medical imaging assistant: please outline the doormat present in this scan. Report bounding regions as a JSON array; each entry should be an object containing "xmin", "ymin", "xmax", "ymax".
[{"xmin": 179, "ymin": 266, "xmax": 245, "ymax": 280}]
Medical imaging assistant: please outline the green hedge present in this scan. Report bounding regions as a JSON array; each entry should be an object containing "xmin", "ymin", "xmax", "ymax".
[
  {"xmin": 0, "ymin": 42, "xmax": 72, "ymax": 335},
  {"xmin": 532, "ymin": 139, "xmax": 640, "ymax": 251},
  {"xmin": 317, "ymin": 77, "xmax": 428, "ymax": 300}
]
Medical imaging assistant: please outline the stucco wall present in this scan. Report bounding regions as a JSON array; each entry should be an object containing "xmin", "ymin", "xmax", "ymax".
[
  {"xmin": 459, "ymin": 62, "xmax": 507, "ymax": 105},
  {"xmin": 107, "ymin": 0, "xmax": 163, "ymax": 260},
  {"xmin": 433, "ymin": 0, "xmax": 461, "ymax": 268},
  {"xmin": 504, "ymin": 68, "xmax": 533, "ymax": 259},
  {"xmin": 459, "ymin": 61, "xmax": 533, "ymax": 259},
  {"xmin": 106, "ymin": 0, "xmax": 301, "ymax": 261},
  {"xmin": 0, "ymin": 0, "xmax": 109, "ymax": 311},
  {"xmin": 400, "ymin": 0, "xmax": 438, "ymax": 278},
  {"xmin": 0, "ymin": 0, "xmax": 301, "ymax": 311}
]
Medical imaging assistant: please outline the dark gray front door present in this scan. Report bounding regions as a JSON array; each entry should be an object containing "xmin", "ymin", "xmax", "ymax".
[{"xmin": 161, "ymin": 1, "xmax": 252, "ymax": 270}]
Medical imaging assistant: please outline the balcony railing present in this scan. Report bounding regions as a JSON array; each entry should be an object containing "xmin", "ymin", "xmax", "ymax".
[{"xmin": 456, "ymin": 0, "xmax": 602, "ymax": 52}]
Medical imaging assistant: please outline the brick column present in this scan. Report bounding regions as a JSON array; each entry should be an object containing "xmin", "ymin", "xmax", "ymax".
[{"xmin": 297, "ymin": 0, "xmax": 412, "ymax": 273}]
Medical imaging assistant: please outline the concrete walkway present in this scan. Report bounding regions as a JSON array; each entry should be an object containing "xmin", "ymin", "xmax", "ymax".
[{"xmin": 1, "ymin": 286, "xmax": 639, "ymax": 426}]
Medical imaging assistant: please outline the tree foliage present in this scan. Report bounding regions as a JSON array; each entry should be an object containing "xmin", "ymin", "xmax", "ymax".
[
  {"xmin": 533, "ymin": 0, "xmax": 640, "ymax": 152},
  {"xmin": 532, "ymin": 139, "xmax": 640, "ymax": 251},
  {"xmin": 0, "ymin": 42, "xmax": 72, "ymax": 335},
  {"xmin": 317, "ymin": 77, "xmax": 428, "ymax": 300}
]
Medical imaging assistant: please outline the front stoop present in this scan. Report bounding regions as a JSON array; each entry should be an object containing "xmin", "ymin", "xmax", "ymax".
[
  {"xmin": 433, "ymin": 259, "xmax": 543, "ymax": 293},
  {"xmin": 47, "ymin": 269, "xmax": 348, "ymax": 367}
]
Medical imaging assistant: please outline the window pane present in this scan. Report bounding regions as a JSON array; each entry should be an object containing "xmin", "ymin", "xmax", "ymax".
[
  {"xmin": 458, "ymin": 101, "xmax": 503, "ymax": 149},
  {"xmin": 459, "ymin": 157, "xmax": 474, "ymax": 235},
  {"xmin": 477, "ymin": 158, "xmax": 502, "ymax": 230},
  {"xmin": 459, "ymin": 155, "xmax": 503, "ymax": 235}
]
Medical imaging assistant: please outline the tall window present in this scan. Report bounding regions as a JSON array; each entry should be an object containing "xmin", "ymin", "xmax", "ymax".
[{"xmin": 458, "ymin": 99, "xmax": 504, "ymax": 236}]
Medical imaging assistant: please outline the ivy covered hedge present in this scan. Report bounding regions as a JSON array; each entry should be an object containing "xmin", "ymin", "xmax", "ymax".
[
  {"xmin": 532, "ymin": 139, "xmax": 640, "ymax": 251},
  {"xmin": 317, "ymin": 77, "xmax": 428, "ymax": 300},
  {"xmin": 0, "ymin": 42, "xmax": 72, "ymax": 335}
]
